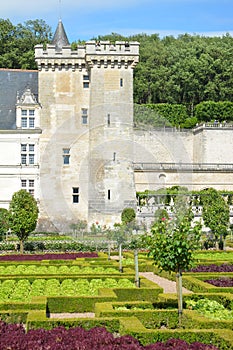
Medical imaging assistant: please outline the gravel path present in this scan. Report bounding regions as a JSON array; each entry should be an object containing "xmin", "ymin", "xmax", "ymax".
[{"xmin": 140, "ymin": 272, "xmax": 193, "ymax": 294}]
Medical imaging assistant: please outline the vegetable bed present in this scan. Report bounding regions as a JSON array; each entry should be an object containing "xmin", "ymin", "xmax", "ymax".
[
  {"xmin": 0, "ymin": 265, "xmax": 119, "ymax": 275},
  {"xmin": 0, "ymin": 278, "xmax": 135, "ymax": 301}
]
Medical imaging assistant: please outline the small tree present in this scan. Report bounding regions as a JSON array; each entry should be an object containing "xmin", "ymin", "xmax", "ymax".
[
  {"xmin": 9, "ymin": 190, "xmax": 39, "ymax": 254},
  {"xmin": 70, "ymin": 219, "xmax": 87, "ymax": 238},
  {"xmin": 0, "ymin": 208, "xmax": 9, "ymax": 241},
  {"xmin": 121, "ymin": 207, "xmax": 136, "ymax": 225},
  {"xmin": 200, "ymin": 188, "xmax": 229, "ymax": 249},
  {"xmin": 128, "ymin": 236, "xmax": 145, "ymax": 287},
  {"xmin": 144, "ymin": 201, "xmax": 201, "ymax": 325}
]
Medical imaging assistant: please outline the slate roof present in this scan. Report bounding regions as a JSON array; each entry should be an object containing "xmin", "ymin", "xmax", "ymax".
[
  {"xmin": 0, "ymin": 69, "xmax": 38, "ymax": 130},
  {"xmin": 51, "ymin": 19, "xmax": 70, "ymax": 51}
]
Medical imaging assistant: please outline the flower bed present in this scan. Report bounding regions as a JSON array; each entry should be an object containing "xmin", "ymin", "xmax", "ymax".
[
  {"xmin": 204, "ymin": 277, "xmax": 233, "ymax": 287},
  {"xmin": 0, "ymin": 321, "xmax": 219, "ymax": 350},
  {"xmin": 191, "ymin": 264, "xmax": 233, "ymax": 272},
  {"xmin": 0, "ymin": 252, "xmax": 98, "ymax": 261}
]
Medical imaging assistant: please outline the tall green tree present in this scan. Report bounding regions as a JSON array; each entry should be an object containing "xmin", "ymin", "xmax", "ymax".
[
  {"xmin": 9, "ymin": 190, "xmax": 39, "ymax": 254},
  {"xmin": 0, "ymin": 18, "xmax": 52, "ymax": 69}
]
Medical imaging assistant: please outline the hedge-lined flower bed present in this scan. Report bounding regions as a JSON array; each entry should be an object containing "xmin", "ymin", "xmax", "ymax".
[
  {"xmin": 0, "ymin": 321, "xmax": 219, "ymax": 350},
  {"xmin": 0, "ymin": 252, "xmax": 98, "ymax": 261},
  {"xmin": 186, "ymin": 298, "xmax": 233, "ymax": 320},
  {"xmin": 204, "ymin": 277, "xmax": 233, "ymax": 287},
  {"xmin": 191, "ymin": 264, "xmax": 233, "ymax": 273}
]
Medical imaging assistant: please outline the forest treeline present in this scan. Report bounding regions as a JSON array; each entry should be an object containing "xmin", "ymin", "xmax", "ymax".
[
  {"xmin": 0, "ymin": 19, "xmax": 52, "ymax": 70},
  {"xmin": 1, "ymin": 18, "xmax": 233, "ymax": 128}
]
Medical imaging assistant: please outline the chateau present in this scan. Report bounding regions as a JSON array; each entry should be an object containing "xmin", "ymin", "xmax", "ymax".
[{"xmin": 0, "ymin": 20, "xmax": 233, "ymax": 231}]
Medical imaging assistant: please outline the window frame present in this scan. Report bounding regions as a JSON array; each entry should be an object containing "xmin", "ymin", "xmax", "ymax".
[
  {"xmin": 62, "ymin": 148, "xmax": 70, "ymax": 165},
  {"xmin": 72, "ymin": 187, "xmax": 79, "ymax": 203}
]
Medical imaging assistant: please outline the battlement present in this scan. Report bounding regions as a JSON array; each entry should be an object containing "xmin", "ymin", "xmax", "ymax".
[
  {"xmin": 85, "ymin": 40, "xmax": 140, "ymax": 55},
  {"xmin": 34, "ymin": 44, "xmax": 86, "ymax": 59},
  {"xmin": 35, "ymin": 40, "xmax": 139, "ymax": 59},
  {"xmin": 35, "ymin": 40, "xmax": 140, "ymax": 70}
]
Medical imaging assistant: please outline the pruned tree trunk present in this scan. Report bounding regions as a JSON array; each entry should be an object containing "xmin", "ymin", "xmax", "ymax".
[
  {"xmin": 108, "ymin": 242, "xmax": 111, "ymax": 260},
  {"xmin": 19, "ymin": 240, "xmax": 24, "ymax": 254},
  {"xmin": 176, "ymin": 269, "xmax": 183, "ymax": 326},
  {"xmin": 134, "ymin": 249, "xmax": 140, "ymax": 287},
  {"xmin": 119, "ymin": 243, "xmax": 123, "ymax": 273}
]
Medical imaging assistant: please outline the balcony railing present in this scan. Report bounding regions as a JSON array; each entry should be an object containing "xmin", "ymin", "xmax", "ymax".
[{"xmin": 133, "ymin": 162, "xmax": 233, "ymax": 172}]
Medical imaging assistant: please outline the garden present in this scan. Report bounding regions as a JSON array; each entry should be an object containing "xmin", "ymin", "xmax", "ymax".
[
  {"xmin": 0, "ymin": 249, "xmax": 232, "ymax": 349},
  {"xmin": 0, "ymin": 190, "xmax": 233, "ymax": 349}
]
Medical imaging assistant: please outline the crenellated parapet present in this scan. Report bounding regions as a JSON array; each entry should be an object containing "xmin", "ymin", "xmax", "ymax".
[
  {"xmin": 35, "ymin": 44, "xmax": 86, "ymax": 71},
  {"xmin": 85, "ymin": 40, "xmax": 139, "ymax": 69},
  {"xmin": 35, "ymin": 40, "xmax": 140, "ymax": 71}
]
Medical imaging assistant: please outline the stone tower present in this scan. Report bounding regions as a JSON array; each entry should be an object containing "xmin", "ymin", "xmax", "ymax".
[{"xmin": 35, "ymin": 21, "xmax": 139, "ymax": 231}]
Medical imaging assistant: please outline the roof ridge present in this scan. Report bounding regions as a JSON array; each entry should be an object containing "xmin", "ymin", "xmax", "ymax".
[{"xmin": 0, "ymin": 68, "xmax": 38, "ymax": 72}]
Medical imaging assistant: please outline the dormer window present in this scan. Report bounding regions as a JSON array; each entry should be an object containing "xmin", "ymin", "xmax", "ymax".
[
  {"xmin": 20, "ymin": 109, "xmax": 35, "ymax": 128},
  {"xmin": 16, "ymin": 87, "xmax": 40, "ymax": 129}
]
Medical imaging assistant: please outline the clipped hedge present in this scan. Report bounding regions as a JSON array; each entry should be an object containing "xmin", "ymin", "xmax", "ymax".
[
  {"xmin": 113, "ymin": 278, "xmax": 163, "ymax": 302},
  {"xmin": 26, "ymin": 313, "xmax": 121, "ymax": 333},
  {"xmin": 47, "ymin": 290, "xmax": 117, "ymax": 313},
  {"xmin": 0, "ymin": 296, "xmax": 46, "ymax": 311},
  {"xmin": 194, "ymin": 101, "xmax": 233, "ymax": 123},
  {"xmin": 182, "ymin": 275, "xmax": 233, "ymax": 293},
  {"xmin": 0, "ymin": 310, "xmax": 28, "ymax": 324},
  {"xmin": 182, "ymin": 309, "xmax": 233, "ymax": 330},
  {"xmin": 183, "ymin": 292, "xmax": 233, "ymax": 310},
  {"xmin": 119, "ymin": 317, "xmax": 233, "ymax": 350}
]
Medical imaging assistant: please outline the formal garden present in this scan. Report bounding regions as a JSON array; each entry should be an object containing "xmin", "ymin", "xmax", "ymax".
[
  {"xmin": 0, "ymin": 189, "xmax": 233, "ymax": 349},
  {"xmin": 0, "ymin": 248, "xmax": 232, "ymax": 349}
]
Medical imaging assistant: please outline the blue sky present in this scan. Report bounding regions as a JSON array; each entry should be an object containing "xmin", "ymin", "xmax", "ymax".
[{"xmin": 2, "ymin": 0, "xmax": 233, "ymax": 42}]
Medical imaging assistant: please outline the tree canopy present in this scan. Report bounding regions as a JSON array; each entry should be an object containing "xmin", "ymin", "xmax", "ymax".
[
  {"xmin": 0, "ymin": 18, "xmax": 52, "ymax": 69},
  {"xmin": 96, "ymin": 32, "xmax": 233, "ymax": 107}
]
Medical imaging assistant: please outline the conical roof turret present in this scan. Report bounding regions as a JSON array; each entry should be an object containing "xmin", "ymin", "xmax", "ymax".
[{"xmin": 51, "ymin": 19, "xmax": 70, "ymax": 50}]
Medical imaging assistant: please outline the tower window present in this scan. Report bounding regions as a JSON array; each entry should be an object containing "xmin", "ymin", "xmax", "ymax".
[
  {"xmin": 120, "ymin": 78, "xmax": 123, "ymax": 87},
  {"xmin": 81, "ymin": 108, "xmax": 88, "ymax": 124},
  {"xmin": 108, "ymin": 189, "xmax": 111, "ymax": 200},
  {"xmin": 107, "ymin": 113, "xmax": 110, "ymax": 126},
  {"xmin": 83, "ymin": 75, "xmax": 90, "ymax": 88},
  {"xmin": 72, "ymin": 187, "xmax": 79, "ymax": 203},
  {"xmin": 63, "ymin": 148, "xmax": 70, "ymax": 165}
]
